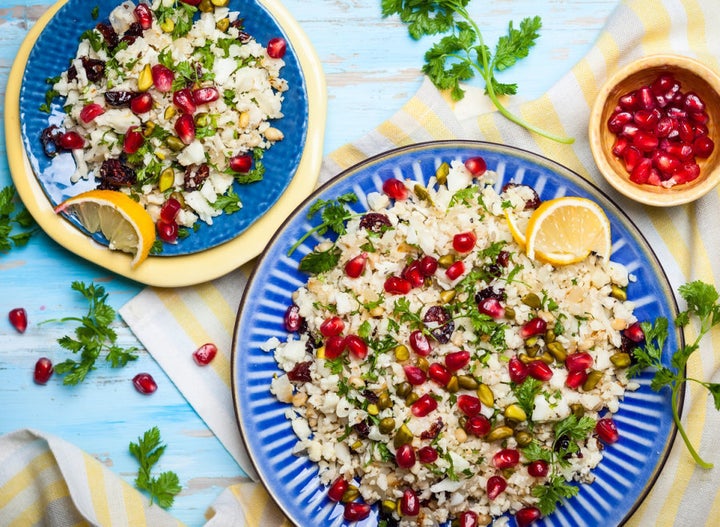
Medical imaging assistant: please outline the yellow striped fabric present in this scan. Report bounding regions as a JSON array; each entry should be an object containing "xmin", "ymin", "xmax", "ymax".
[{"xmin": 5, "ymin": 0, "xmax": 720, "ymax": 525}]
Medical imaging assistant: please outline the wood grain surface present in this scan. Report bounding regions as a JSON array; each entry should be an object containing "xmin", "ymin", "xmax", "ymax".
[{"xmin": 0, "ymin": 1, "xmax": 617, "ymax": 524}]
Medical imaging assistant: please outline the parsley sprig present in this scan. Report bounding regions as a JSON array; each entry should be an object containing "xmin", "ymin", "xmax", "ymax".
[
  {"xmin": 381, "ymin": 0, "xmax": 574, "ymax": 144},
  {"xmin": 129, "ymin": 427, "xmax": 182, "ymax": 508},
  {"xmin": 628, "ymin": 280, "xmax": 720, "ymax": 469},
  {"xmin": 288, "ymin": 192, "xmax": 359, "ymax": 274},
  {"xmin": 0, "ymin": 185, "xmax": 38, "ymax": 251},
  {"xmin": 43, "ymin": 281, "xmax": 138, "ymax": 385}
]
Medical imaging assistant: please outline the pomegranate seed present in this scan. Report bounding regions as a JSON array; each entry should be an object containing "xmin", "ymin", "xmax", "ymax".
[
  {"xmin": 655, "ymin": 116, "xmax": 674, "ymax": 137},
  {"xmin": 418, "ymin": 255, "xmax": 438, "ymax": 276},
  {"xmin": 457, "ymin": 394, "xmax": 481, "ymax": 416},
  {"xmin": 445, "ymin": 261, "xmax": 465, "ymax": 280},
  {"xmin": 9, "ymin": 308, "xmax": 28, "ymax": 333},
  {"xmin": 566, "ymin": 369, "xmax": 588, "ymax": 389},
  {"xmin": 612, "ymin": 136, "xmax": 629, "ymax": 156},
  {"xmin": 157, "ymin": 219, "xmax": 179, "ymax": 243},
  {"xmin": 515, "ymin": 506, "xmax": 542, "ymax": 527},
  {"xmin": 33, "ymin": 357, "xmax": 53, "ymax": 384},
  {"xmin": 508, "ymin": 356, "xmax": 529, "ymax": 384},
  {"xmin": 622, "ymin": 145, "xmax": 642, "ymax": 172},
  {"xmin": 382, "ymin": 178, "xmax": 408, "ymax": 200},
  {"xmin": 493, "ymin": 448, "xmax": 520, "ymax": 469},
  {"xmin": 193, "ymin": 86, "xmax": 219, "ymax": 105},
  {"xmin": 486, "ymin": 475, "xmax": 507, "ymax": 500},
  {"xmin": 458, "ymin": 510, "xmax": 479, "ymax": 527},
  {"xmin": 133, "ymin": 372, "xmax": 157, "ymax": 394},
  {"xmin": 690, "ymin": 110, "xmax": 709, "ymax": 124},
  {"xmin": 651, "ymin": 74, "xmax": 676, "ymax": 96},
  {"xmin": 464, "ymin": 156, "xmax": 487, "ymax": 176},
  {"xmin": 632, "ymin": 131, "xmax": 659, "ymax": 152},
  {"xmin": 343, "ymin": 502, "xmax": 371, "ymax": 522},
  {"xmin": 444, "ymin": 350, "xmax": 470, "ymax": 371},
  {"xmin": 520, "ymin": 317, "xmax": 547, "ymax": 339},
  {"xmin": 675, "ymin": 161, "xmax": 701, "ymax": 183},
  {"xmin": 630, "ymin": 157, "xmax": 653, "ymax": 184},
  {"xmin": 428, "ymin": 362, "xmax": 452, "ymax": 386},
  {"xmin": 173, "ymin": 88, "xmax": 197, "ymax": 114},
  {"xmin": 527, "ymin": 459, "xmax": 550, "ymax": 477},
  {"xmin": 123, "ymin": 127, "xmax": 144, "ymax": 154},
  {"xmin": 79, "ymin": 103, "xmax": 105, "ymax": 123},
  {"xmin": 653, "ymin": 151, "xmax": 681, "ymax": 176},
  {"xmin": 283, "ymin": 304, "xmax": 303, "ymax": 332},
  {"xmin": 565, "ymin": 352, "xmax": 593, "ymax": 372},
  {"xmin": 409, "ymin": 330, "xmax": 432, "ymax": 356},
  {"xmin": 623, "ymin": 321, "xmax": 645, "ymax": 343},
  {"xmin": 344, "ymin": 253, "xmax": 368, "ymax": 278},
  {"xmin": 666, "ymin": 106, "xmax": 687, "ymax": 120},
  {"xmin": 267, "ymin": 37, "xmax": 287, "ymax": 58},
  {"xmin": 320, "ymin": 316, "xmax": 344, "ymax": 337},
  {"xmin": 402, "ymin": 260, "xmax": 425, "ymax": 287},
  {"xmin": 618, "ymin": 90, "xmax": 639, "ymax": 110},
  {"xmin": 478, "ymin": 297, "xmax": 504, "ymax": 319},
  {"xmin": 411, "ymin": 393, "xmax": 438, "ymax": 417},
  {"xmin": 59, "ymin": 131, "xmax": 84, "ymax": 150},
  {"xmin": 384, "ymin": 276, "xmax": 412, "ymax": 295},
  {"xmin": 404, "ymin": 365, "xmax": 427, "ymax": 385},
  {"xmin": 527, "ymin": 360, "xmax": 553, "ymax": 381},
  {"xmin": 633, "ymin": 108, "xmax": 660, "ymax": 130},
  {"xmin": 684, "ymin": 91, "xmax": 706, "ymax": 112},
  {"xmin": 130, "ymin": 92, "xmax": 153, "ymax": 114},
  {"xmin": 345, "ymin": 334, "xmax": 368, "ymax": 359},
  {"xmin": 638, "ymin": 86, "xmax": 655, "ymax": 109},
  {"xmin": 664, "ymin": 142, "xmax": 694, "ymax": 160},
  {"xmin": 133, "ymin": 3, "xmax": 153, "ymax": 29},
  {"xmin": 174, "ymin": 113, "xmax": 196, "ymax": 145},
  {"xmin": 229, "ymin": 154, "xmax": 253, "ymax": 173},
  {"xmin": 694, "ymin": 135, "xmax": 715, "ymax": 158},
  {"xmin": 608, "ymin": 111, "xmax": 633, "ymax": 133},
  {"xmin": 694, "ymin": 123, "xmax": 709, "ymax": 137},
  {"xmin": 595, "ymin": 417, "xmax": 620, "ymax": 444},
  {"xmin": 324, "ymin": 335, "xmax": 346, "ymax": 359},
  {"xmin": 417, "ymin": 446, "xmax": 438, "ymax": 463},
  {"xmin": 400, "ymin": 488, "xmax": 420, "ymax": 516},
  {"xmin": 395, "ymin": 443, "xmax": 416, "ymax": 468},
  {"xmin": 464, "ymin": 414, "xmax": 491, "ymax": 436},
  {"xmin": 160, "ymin": 197, "xmax": 182, "ymax": 222},
  {"xmin": 453, "ymin": 231, "xmax": 477, "ymax": 253},
  {"xmin": 327, "ymin": 477, "xmax": 348, "ymax": 502},
  {"xmin": 151, "ymin": 64, "xmax": 174, "ymax": 92},
  {"xmin": 192, "ymin": 343, "xmax": 218, "ymax": 366}
]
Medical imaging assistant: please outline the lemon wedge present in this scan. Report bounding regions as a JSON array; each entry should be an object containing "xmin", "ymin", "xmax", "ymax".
[
  {"xmin": 55, "ymin": 189, "xmax": 156, "ymax": 268},
  {"xmin": 504, "ymin": 208, "xmax": 532, "ymax": 250},
  {"xmin": 524, "ymin": 197, "xmax": 612, "ymax": 265}
]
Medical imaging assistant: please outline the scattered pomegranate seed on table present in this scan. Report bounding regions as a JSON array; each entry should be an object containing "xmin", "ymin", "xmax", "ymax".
[
  {"xmin": 132, "ymin": 372, "xmax": 158, "ymax": 395},
  {"xmin": 192, "ymin": 343, "xmax": 218, "ymax": 366},
  {"xmin": 9, "ymin": 307, "xmax": 28, "ymax": 333},
  {"xmin": 33, "ymin": 357, "xmax": 53, "ymax": 384},
  {"xmin": 607, "ymin": 73, "xmax": 714, "ymax": 187}
]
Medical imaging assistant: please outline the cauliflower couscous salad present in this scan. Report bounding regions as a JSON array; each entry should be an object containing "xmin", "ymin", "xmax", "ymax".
[{"xmin": 233, "ymin": 143, "xmax": 680, "ymax": 527}]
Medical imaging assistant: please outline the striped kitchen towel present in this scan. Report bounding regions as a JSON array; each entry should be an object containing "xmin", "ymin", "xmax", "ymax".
[{"xmin": 3, "ymin": 0, "xmax": 720, "ymax": 525}]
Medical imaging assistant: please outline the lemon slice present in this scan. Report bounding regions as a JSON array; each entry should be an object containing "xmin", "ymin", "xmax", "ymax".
[
  {"xmin": 504, "ymin": 208, "xmax": 532, "ymax": 250},
  {"xmin": 524, "ymin": 197, "xmax": 612, "ymax": 265},
  {"xmin": 55, "ymin": 189, "xmax": 156, "ymax": 268}
]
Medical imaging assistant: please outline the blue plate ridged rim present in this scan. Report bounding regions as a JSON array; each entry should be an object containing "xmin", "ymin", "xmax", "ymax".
[
  {"xmin": 19, "ymin": 0, "xmax": 309, "ymax": 256},
  {"xmin": 232, "ymin": 141, "xmax": 682, "ymax": 527}
]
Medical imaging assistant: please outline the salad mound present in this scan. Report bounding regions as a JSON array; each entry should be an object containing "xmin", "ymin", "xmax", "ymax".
[
  {"xmin": 267, "ymin": 158, "xmax": 645, "ymax": 526},
  {"xmin": 42, "ymin": 0, "xmax": 288, "ymax": 246}
]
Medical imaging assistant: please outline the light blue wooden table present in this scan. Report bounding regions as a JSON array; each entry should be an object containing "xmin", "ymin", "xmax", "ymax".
[{"xmin": 0, "ymin": 1, "xmax": 617, "ymax": 524}]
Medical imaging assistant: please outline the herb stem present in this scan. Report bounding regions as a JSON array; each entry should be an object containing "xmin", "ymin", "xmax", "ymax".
[{"xmin": 671, "ymin": 383, "xmax": 713, "ymax": 469}]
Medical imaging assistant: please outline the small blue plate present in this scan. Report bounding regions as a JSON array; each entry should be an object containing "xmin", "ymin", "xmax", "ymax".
[
  {"xmin": 232, "ymin": 141, "xmax": 681, "ymax": 527},
  {"xmin": 20, "ymin": 0, "xmax": 309, "ymax": 256}
]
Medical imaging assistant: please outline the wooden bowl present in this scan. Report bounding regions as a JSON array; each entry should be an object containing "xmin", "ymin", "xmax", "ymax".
[{"xmin": 588, "ymin": 54, "xmax": 720, "ymax": 206}]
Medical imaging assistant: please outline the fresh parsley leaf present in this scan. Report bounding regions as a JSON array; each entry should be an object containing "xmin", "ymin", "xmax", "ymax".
[
  {"xmin": 533, "ymin": 475, "xmax": 579, "ymax": 515},
  {"xmin": 287, "ymin": 193, "xmax": 359, "ymax": 258},
  {"xmin": 382, "ymin": 1, "xmax": 573, "ymax": 143},
  {"xmin": 298, "ymin": 246, "xmax": 341, "ymax": 274},
  {"xmin": 129, "ymin": 427, "xmax": 182, "ymax": 508},
  {"xmin": 513, "ymin": 377, "xmax": 542, "ymax": 420},
  {"xmin": 0, "ymin": 185, "xmax": 38, "ymax": 252},
  {"xmin": 44, "ymin": 281, "xmax": 138, "ymax": 385}
]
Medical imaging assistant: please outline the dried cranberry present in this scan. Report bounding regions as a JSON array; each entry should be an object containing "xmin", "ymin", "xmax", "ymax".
[
  {"xmin": 353, "ymin": 419, "xmax": 370, "ymax": 439},
  {"xmin": 359, "ymin": 212, "xmax": 391, "ymax": 232},
  {"xmin": 81, "ymin": 57, "xmax": 106, "ymax": 83},
  {"xmin": 283, "ymin": 304, "xmax": 303, "ymax": 332},
  {"xmin": 95, "ymin": 22, "xmax": 119, "ymax": 49},
  {"xmin": 40, "ymin": 125, "xmax": 62, "ymax": 157},
  {"xmin": 420, "ymin": 418, "xmax": 443, "ymax": 440},
  {"xmin": 287, "ymin": 361, "xmax": 312, "ymax": 382},
  {"xmin": 104, "ymin": 91, "xmax": 134, "ymax": 107},
  {"xmin": 98, "ymin": 159, "xmax": 137, "ymax": 189},
  {"xmin": 184, "ymin": 164, "xmax": 209, "ymax": 190},
  {"xmin": 423, "ymin": 305, "xmax": 454, "ymax": 344}
]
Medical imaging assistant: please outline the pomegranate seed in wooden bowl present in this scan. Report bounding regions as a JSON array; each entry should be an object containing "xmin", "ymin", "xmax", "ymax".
[{"xmin": 589, "ymin": 54, "xmax": 720, "ymax": 206}]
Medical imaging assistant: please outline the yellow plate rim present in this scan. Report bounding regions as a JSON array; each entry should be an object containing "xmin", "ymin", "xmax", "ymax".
[{"xmin": 5, "ymin": 0, "xmax": 327, "ymax": 287}]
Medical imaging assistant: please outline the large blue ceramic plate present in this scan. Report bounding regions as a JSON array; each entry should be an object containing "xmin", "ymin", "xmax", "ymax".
[
  {"xmin": 20, "ymin": 0, "xmax": 308, "ymax": 255},
  {"xmin": 232, "ymin": 141, "xmax": 681, "ymax": 527}
]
